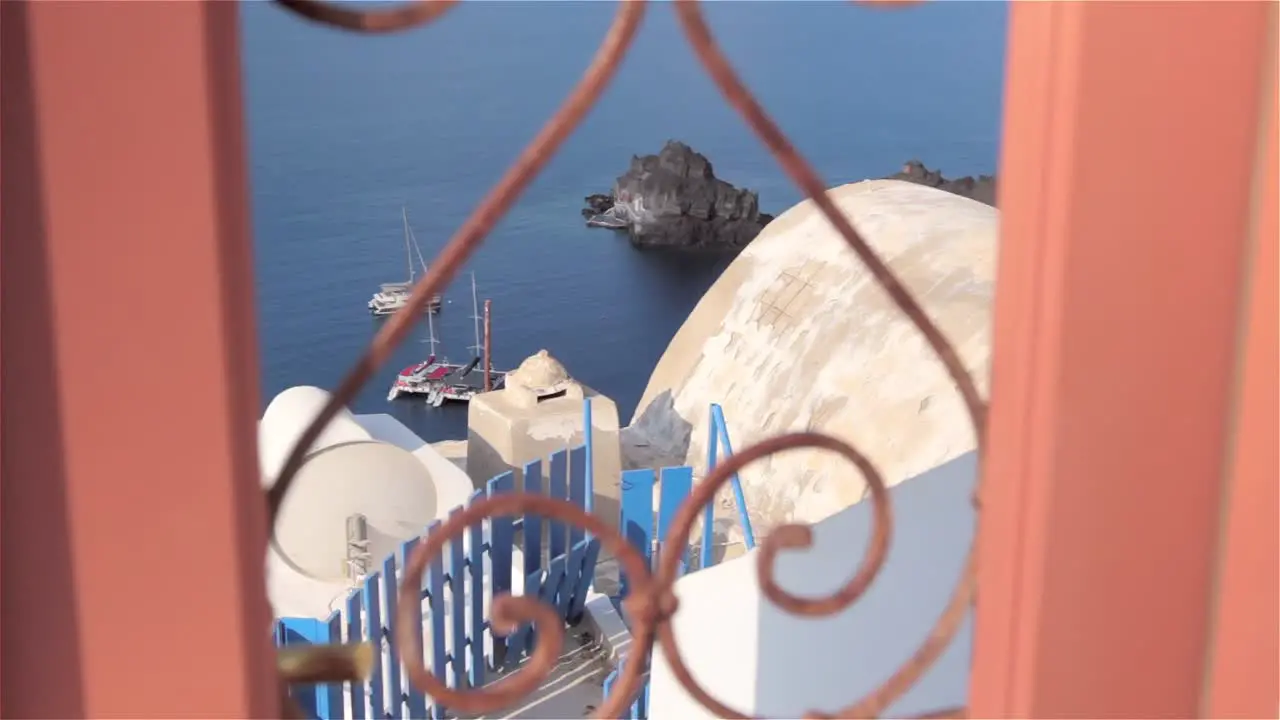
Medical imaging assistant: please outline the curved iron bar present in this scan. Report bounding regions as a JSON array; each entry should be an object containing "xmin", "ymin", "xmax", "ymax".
[
  {"xmin": 653, "ymin": 432, "xmax": 894, "ymax": 719},
  {"xmin": 274, "ymin": 0, "xmax": 459, "ymax": 32},
  {"xmin": 264, "ymin": 0, "xmax": 988, "ymax": 718}
]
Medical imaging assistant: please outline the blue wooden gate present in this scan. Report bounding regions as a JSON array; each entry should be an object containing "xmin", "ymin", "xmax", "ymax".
[{"xmin": 603, "ymin": 403, "xmax": 756, "ymax": 719}]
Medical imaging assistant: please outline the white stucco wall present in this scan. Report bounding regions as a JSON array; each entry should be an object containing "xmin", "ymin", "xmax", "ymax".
[
  {"xmin": 628, "ymin": 180, "xmax": 995, "ymax": 533},
  {"xmin": 647, "ymin": 452, "xmax": 976, "ymax": 718}
]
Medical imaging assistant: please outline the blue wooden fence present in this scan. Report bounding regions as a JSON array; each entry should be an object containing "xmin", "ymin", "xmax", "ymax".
[
  {"xmin": 275, "ymin": 401, "xmax": 601, "ymax": 720},
  {"xmin": 603, "ymin": 402, "xmax": 755, "ymax": 719}
]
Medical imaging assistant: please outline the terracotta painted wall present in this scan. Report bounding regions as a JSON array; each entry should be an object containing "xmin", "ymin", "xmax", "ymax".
[
  {"xmin": 2, "ymin": 2, "xmax": 276, "ymax": 716},
  {"xmin": 1, "ymin": 0, "xmax": 1274, "ymax": 717},
  {"xmin": 972, "ymin": 3, "xmax": 1277, "ymax": 717}
]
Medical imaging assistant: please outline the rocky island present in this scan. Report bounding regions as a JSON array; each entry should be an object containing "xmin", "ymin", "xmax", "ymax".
[
  {"xmin": 886, "ymin": 159, "xmax": 997, "ymax": 207},
  {"xmin": 582, "ymin": 141, "xmax": 773, "ymax": 250}
]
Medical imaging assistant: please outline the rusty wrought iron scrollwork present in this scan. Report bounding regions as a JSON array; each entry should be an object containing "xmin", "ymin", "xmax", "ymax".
[{"xmin": 264, "ymin": 1, "xmax": 985, "ymax": 718}]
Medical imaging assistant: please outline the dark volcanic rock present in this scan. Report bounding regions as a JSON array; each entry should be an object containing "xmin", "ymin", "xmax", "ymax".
[
  {"xmin": 887, "ymin": 160, "xmax": 997, "ymax": 207},
  {"xmin": 582, "ymin": 141, "xmax": 771, "ymax": 249},
  {"xmin": 581, "ymin": 193, "xmax": 614, "ymax": 219}
]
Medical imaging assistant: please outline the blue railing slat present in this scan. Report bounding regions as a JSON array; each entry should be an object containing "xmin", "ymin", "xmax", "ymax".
[
  {"xmin": 362, "ymin": 575, "xmax": 385, "ymax": 720},
  {"xmin": 381, "ymin": 555, "xmax": 402, "ymax": 719},
  {"xmin": 447, "ymin": 507, "xmax": 467, "ymax": 691},
  {"xmin": 324, "ymin": 613, "xmax": 344, "ymax": 719},
  {"xmin": 426, "ymin": 520, "xmax": 448, "ymax": 719},
  {"xmin": 506, "ymin": 569, "xmax": 542, "ymax": 665},
  {"xmin": 399, "ymin": 537, "xmax": 428, "ymax": 718},
  {"xmin": 344, "ymin": 592, "xmax": 366, "ymax": 720},
  {"xmin": 658, "ymin": 466, "xmax": 693, "ymax": 575},
  {"xmin": 279, "ymin": 618, "xmax": 334, "ymax": 719},
  {"xmin": 466, "ymin": 490, "xmax": 487, "ymax": 690},
  {"xmin": 567, "ymin": 537, "xmax": 600, "ymax": 624},
  {"xmin": 551, "ymin": 550, "xmax": 576, "ymax": 619},
  {"xmin": 548, "ymin": 449, "xmax": 568, "ymax": 559},
  {"xmin": 701, "ymin": 414, "xmax": 718, "ymax": 571},
  {"xmin": 486, "ymin": 471, "xmax": 515, "ymax": 669},
  {"xmin": 619, "ymin": 468, "xmax": 656, "ymax": 598},
  {"xmin": 711, "ymin": 403, "xmax": 756, "ymax": 551},
  {"xmin": 568, "ymin": 445, "xmax": 587, "ymax": 549},
  {"xmin": 602, "ymin": 663, "xmax": 616, "ymax": 701},
  {"xmin": 486, "ymin": 471, "xmax": 515, "ymax": 598},
  {"xmin": 522, "ymin": 459, "xmax": 543, "ymax": 579},
  {"xmin": 537, "ymin": 558, "xmax": 567, "ymax": 652}
]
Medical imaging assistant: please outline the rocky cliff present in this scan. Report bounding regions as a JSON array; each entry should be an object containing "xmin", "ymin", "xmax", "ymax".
[{"xmin": 582, "ymin": 141, "xmax": 773, "ymax": 250}]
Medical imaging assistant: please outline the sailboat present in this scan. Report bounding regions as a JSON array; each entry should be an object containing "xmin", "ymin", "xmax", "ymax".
[
  {"xmin": 386, "ymin": 273, "xmax": 507, "ymax": 405},
  {"xmin": 367, "ymin": 207, "xmax": 443, "ymax": 316}
]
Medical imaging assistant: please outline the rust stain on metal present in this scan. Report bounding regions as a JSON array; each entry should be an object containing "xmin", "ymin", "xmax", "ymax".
[{"xmin": 265, "ymin": 1, "xmax": 984, "ymax": 717}]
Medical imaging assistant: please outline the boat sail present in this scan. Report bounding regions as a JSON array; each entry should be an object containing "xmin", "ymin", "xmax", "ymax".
[{"xmin": 367, "ymin": 207, "xmax": 443, "ymax": 316}]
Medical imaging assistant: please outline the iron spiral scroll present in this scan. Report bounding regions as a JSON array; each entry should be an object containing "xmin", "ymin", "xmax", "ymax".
[{"xmin": 265, "ymin": 1, "xmax": 987, "ymax": 718}]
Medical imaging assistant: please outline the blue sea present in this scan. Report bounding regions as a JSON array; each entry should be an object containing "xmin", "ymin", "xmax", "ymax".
[{"xmin": 242, "ymin": 1, "xmax": 1006, "ymax": 441}]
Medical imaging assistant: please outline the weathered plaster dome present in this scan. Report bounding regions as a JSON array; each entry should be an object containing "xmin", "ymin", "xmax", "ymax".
[
  {"xmin": 627, "ymin": 179, "xmax": 996, "ymax": 530},
  {"xmin": 506, "ymin": 349, "xmax": 573, "ymax": 396}
]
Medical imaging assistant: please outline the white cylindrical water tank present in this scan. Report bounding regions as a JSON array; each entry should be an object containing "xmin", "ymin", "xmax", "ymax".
[
  {"xmin": 259, "ymin": 386, "xmax": 442, "ymax": 583},
  {"xmin": 259, "ymin": 385, "xmax": 373, "ymax": 484}
]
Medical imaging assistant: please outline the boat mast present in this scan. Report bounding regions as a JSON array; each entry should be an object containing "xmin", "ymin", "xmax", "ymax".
[
  {"xmin": 483, "ymin": 299, "xmax": 493, "ymax": 392},
  {"xmin": 402, "ymin": 206, "xmax": 414, "ymax": 284},
  {"xmin": 408, "ymin": 221, "xmax": 430, "ymax": 275},
  {"xmin": 425, "ymin": 301, "xmax": 439, "ymax": 359},
  {"xmin": 468, "ymin": 272, "xmax": 482, "ymax": 359}
]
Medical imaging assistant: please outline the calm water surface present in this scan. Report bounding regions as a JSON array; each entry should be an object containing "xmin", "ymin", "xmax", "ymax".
[{"xmin": 242, "ymin": 1, "xmax": 1006, "ymax": 441}]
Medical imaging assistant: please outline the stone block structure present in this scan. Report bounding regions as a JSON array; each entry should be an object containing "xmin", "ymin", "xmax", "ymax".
[{"xmin": 467, "ymin": 350, "xmax": 623, "ymax": 525}]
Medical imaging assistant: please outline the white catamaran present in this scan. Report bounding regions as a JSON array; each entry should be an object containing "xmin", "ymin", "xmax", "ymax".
[
  {"xmin": 368, "ymin": 207, "xmax": 443, "ymax": 316},
  {"xmin": 387, "ymin": 273, "xmax": 507, "ymax": 406}
]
